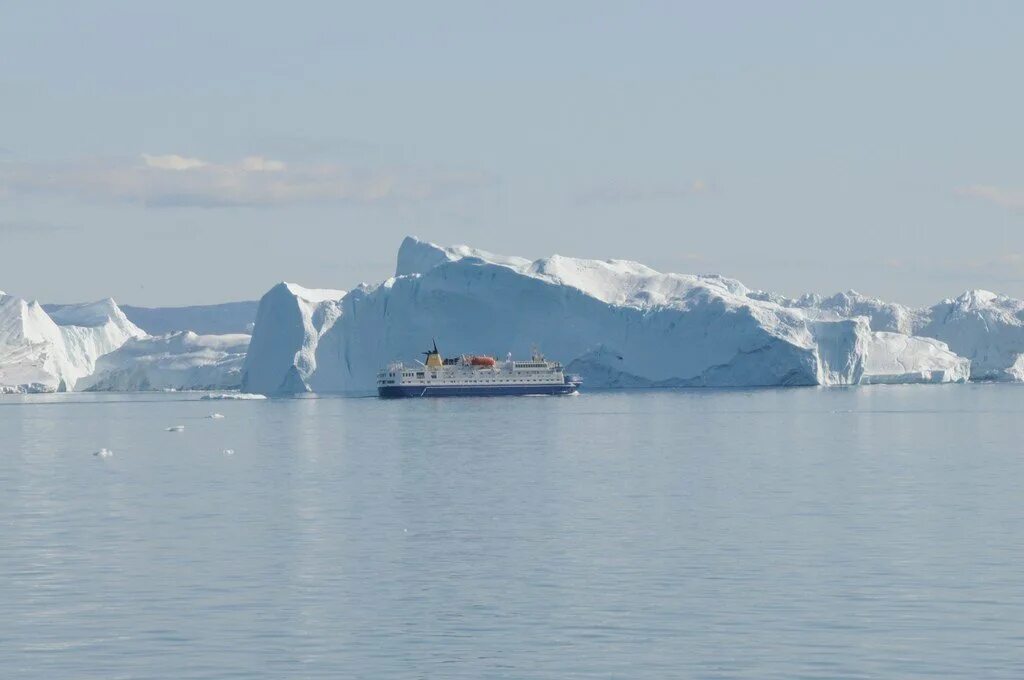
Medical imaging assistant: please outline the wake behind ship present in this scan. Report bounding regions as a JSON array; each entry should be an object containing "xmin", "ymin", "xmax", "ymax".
[{"xmin": 377, "ymin": 341, "xmax": 582, "ymax": 398}]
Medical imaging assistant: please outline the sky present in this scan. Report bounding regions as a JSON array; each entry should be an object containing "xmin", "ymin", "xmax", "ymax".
[{"xmin": 2, "ymin": 1, "xmax": 1023, "ymax": 307}]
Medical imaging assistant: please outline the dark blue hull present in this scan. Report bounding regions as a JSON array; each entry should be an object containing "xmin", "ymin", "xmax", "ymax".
[{"xmin": 379, "ymin": 383, "xmax": 579, "ymax": 398}]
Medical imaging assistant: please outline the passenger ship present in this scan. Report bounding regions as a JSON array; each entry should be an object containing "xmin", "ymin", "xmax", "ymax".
[{"xmin": 377, "ymin": 341, "xmax": 582, "ymax": 398}]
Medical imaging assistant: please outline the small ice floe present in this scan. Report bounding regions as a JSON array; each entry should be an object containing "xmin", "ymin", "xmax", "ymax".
[
  {"xmin": 200, "ymin": 393, "xmax": 267, "ymax": 401},
  {"xmin": 166, "ymin": 425, "xmax": 185, "ymax": 432},
  {"xmin": 208, "ymin": 413, "xmax": 225, "ymax": 419},
  {"xmin": 222, "ymin": 449, "xmax": 235, "ymax": 456},
  {"xmin": 93, "ymin": 448, "xmax": 114, "ymax": 458}
]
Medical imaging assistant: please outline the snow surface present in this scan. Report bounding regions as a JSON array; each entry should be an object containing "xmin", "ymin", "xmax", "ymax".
[
  {"xmin": 395, "ymin": 235, "xmax": 530, "ymax": 277},
  {"xmin": 78, "ymin": 331, "xmax": 249, "ymax": 392},
  {"xmin": 242, "ymin": 237, "xmax": 989, "ymax": 394},
  {"xmin": 767, "ymin": 290, "xmax": 926, "ymax": 335}
]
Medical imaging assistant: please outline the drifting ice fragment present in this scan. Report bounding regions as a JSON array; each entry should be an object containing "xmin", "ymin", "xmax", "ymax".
[
  {"xmin": 93, "ymin": 448, "xmax": 113, "ymax": 458},
  {"xmin": 200, "ymin": 393, "xmax": 267, "ymax": 400},
  {"xmin": 208, "ymin": 413, "xmax": 225, "ymax": 419},
  {"xmin": 222, "ymin": 449, "xmax": 235, "ymax": 456},
  {"xmin": 166, "ymin": 425, "xmax": 185, "ymax": 432}
]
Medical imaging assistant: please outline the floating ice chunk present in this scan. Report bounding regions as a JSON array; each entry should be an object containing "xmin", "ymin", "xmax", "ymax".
[
  {"xmin": 166, "ymin": 425, "xmax": 185, "ymax": 432},
  {"xmin": 208, "ymin": 413, "xmax": 225, "ymax": 419},
  {"xmin": 200, "ymin": 393, "xmax": 267, "ymax": 400},
  {"xmin": 222, "ymin": 449, "xmax": 235, "ymax": 456},
  {"xmin": 93, "ymin": 448, "xmax": 113, "ymax": 458}
]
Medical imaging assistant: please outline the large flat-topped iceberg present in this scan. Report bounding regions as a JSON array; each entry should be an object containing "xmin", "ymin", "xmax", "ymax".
[{"xmin": 242, "ymin": 237, "xmax": 982, "ymax": 394}]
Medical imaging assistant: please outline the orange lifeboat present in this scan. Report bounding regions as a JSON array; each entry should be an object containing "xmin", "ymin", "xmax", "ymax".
[{"xmin": 469, "ymin": 355, "xmax": 496, "ymax": 367}]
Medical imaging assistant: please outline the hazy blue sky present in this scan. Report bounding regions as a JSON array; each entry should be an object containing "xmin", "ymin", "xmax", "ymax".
[{"xmin": 2, "ymin": 1, "xmax": 1023, "ymax": 306}]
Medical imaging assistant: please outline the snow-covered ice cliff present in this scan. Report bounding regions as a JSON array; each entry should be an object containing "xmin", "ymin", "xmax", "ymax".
[
  {"xmin": 861, "ymin": 332, "xmax": 970, "ymax": 384},
  {"xmin": 773, "ymin": 288, "xmax": 1024, "ymax": 381},
  {"xmin": 240, "ymin": 283, "xmax": 345, "ymax": 395},
  {"xmin": 2, "ymin": 292, "xmax": 248, "ymax": 393},
  {"xmin": 1, "ymin": 293, "xmax": 145, "ymax": 392},
  {"xmin": 916, "ymin": 290, "xmax": 1024, "ymax": 381}
]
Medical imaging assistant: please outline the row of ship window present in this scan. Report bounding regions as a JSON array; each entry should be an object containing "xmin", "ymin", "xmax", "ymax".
[
  {"xmin": 384, "ymin": 378, "xmax": 555, "ymax": 383},
  {"xmin": 386, "ymin": 370, "xmax": 553, "ymax": 378},
  {"xmin": 382, "ymin": 372, "xmax": 557, "ymax": 379}
]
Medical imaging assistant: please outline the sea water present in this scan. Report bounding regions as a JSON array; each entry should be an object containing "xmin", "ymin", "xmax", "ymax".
[{"xmin": 1, "ymin": 386, "xmax": 1023, "ymax": 678}]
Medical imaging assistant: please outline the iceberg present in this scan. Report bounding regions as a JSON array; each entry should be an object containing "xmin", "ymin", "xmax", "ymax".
[
  {"xmin": 1, "ymin": 293, "xmax": 144, "ymax": 393},
  {"xmin": 861, "ymin": 332, "xmax": 970, "ymax": 384},
  {"xmin": 49, "ymin": 298, "xmax": 148, "ymax": 378},
  {"xmin": 786, "ymin": 289, "xmax": 1024, "ymax": 381},
  {"xmin": 0, "ymin": 293, "xmax": 70, "ymax": 393},
  {"xmin": 78, "ymin": 331, "xmax": 250, "ymax": 392},
  {"xmin": 240, "ymin": 283, "xmax": 344, "ymax": 395},
  {"xmin": 6, "ymin": 238, "xmax": 1023, "ymax": 394},
  {"xmin": 2, "ymin": 290, "xmax": 253, "ymax": 393},
  {"xmin": 916, "ymin": 290, "xmax": 1024, "ymax": 381},
  {"xmin": 243, "ymin": 237, "xmax": 978, "ymax": 394}
]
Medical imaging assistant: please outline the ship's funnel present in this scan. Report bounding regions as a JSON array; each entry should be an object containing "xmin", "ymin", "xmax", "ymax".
[{"xmin": 423, "ymin": 340, "xmax": 443, "ymax": 368}]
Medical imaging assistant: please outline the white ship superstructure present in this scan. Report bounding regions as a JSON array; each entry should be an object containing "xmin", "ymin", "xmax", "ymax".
[{"xmin": 377, "ymin": 341, "xmax": 581, "ymax": 397}]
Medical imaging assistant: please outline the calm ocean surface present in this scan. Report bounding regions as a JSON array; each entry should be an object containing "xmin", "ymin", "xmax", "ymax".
[{"xmin": 1, "ymin": 386, "xmax": 1023, "ymax": 679}]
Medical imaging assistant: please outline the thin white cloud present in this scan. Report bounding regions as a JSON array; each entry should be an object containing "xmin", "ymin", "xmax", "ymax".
[
  {"xmin": 0, "ymin": 154, "xmax": 489, "ymax": 208},
  {"xmin": 956, "ymin": 185, "xmax": 1024, "ymax": 209},
  {"xmin": 142, "ymin": 154, "xmax": 207, "ymax": 171},
  {"xmin": 576, "ymin": 179, "xmax": 712, "ymax": 205}
]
